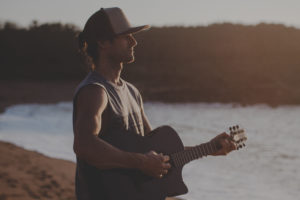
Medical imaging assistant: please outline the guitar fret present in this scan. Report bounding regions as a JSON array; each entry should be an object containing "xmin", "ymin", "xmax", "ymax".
[
  {"xmin": 193, "ymin": 149, "xmax": 197, "ymax": 159},
  {"xmin": 194, "ymin": 146, "xmax": 199, "ymax": 158},
  {"xmin": 187, "ymin": 150, "xmax": 192, "ymax": 162},
  {"xmin": 205, "ymin": 143, "xmax": 210, "ymax": 155},
  {"xmin": 206, "ymin": 143, "xmax": 211, "ymax": 155},
  {"xmin": 202, "ymin": 143, "xmax": 206, "ymax": 155},
  {"xmin": 188, "ymin": 149, "xmax": 194, "ymax": 164},
  {"xmin": 179, "ymin": 152, "xmax": 184, "ymax": 166},
  {"xmin": 191, "ymin": 149, "xmax": 195, "ymax": 159},
  {"xmin": 183, "ymin": 152, "xmax": 188, "ymax": 165},
  {"xmin": 196, "ymin": 145, "xmax": 203, "ymax": 158},
  {"xmin": 198, "ymin": 145, "xmax": 202, "ymax": 157},
  {"xmin": 200, "ymin": 145, "xmax": 204, "ymax": 157},
  {"xmin": 193, "ymin": 148, "xmax": 198, "ymax": 159},
  {"xmin": 206, "ymin": 143, "xmax": 210, "ymax": 155},
  {"xmin": 208, "ymin": 142, "xmax": 213, "ymax": 155},
  {"xmin": 202, "ymin": 144, "xmax": 208, "ymax": 156},
  {"xmin": 185, "ymin": 151, "xmax": 191, "ymax": 164},
  {"xmin": 192, "ymin": 148, "xmax": 197, "ymax": 159},
  {"xmin": 198, "ymin": 145, "xmax": 204, "ymax": 157},
  {"xmin": 194, "ymin": 148, "xmax": 198, "ymax": 159},
  {"xmin": 187, "ymin": 150, "xmax": 193, "ymax": 162},
  {"xmin": 179, "ymin": 152, "xmax": 184, "ymax": 165}
]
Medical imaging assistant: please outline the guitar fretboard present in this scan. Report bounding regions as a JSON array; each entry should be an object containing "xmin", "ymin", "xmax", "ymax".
[{"xmin": 170, "ymin": 141, "xmax": 221, "ymax": 168}]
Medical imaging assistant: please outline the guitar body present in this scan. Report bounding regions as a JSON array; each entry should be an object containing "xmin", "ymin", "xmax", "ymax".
[{"xmin": 99, "ymin": 126, "xmax": 188, "ymax": 200}]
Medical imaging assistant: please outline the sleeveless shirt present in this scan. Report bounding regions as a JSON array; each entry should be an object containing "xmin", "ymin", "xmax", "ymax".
[{"xmin": 72, "ymin": 71, "xmax": 145, "ymax": 199}]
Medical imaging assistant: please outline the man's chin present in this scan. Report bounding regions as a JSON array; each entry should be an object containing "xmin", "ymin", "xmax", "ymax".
[{"xmin": 124, "ymin": 56, "xmax": 135, "ymax": 64}]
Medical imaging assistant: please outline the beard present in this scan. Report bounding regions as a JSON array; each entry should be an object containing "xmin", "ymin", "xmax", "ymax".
[
  {"xmin": 120, "ymin": 49, "xmax": 135, "ymax": 64},
  {"xmin": 125, "ymin": 53, "xmax": 135, "ymax": 64},
  {"xmin": 108, "ymin": 48, "xmax": 135, "ymax": 64},
  {"xmin": 123, "ymin": 50, "xmax": 135, "ymax": 64}
]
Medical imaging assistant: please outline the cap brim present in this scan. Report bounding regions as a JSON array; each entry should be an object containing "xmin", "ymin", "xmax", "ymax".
[{"xmin": 117, "ymin": 25, "xmax": 150, "ymax": 35}]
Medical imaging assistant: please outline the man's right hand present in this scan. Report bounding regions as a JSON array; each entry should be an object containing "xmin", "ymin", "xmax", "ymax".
[{"xmin": 138, "ymin": 151, "xmax": 171, "ymax": 178}]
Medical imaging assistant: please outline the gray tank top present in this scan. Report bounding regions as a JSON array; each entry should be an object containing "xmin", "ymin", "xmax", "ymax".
[
  {"xmin": 72, "ymin": 71, "xmax": 145, "ymax": 200},
  {"xmin": 73, "ymin": 71, "xmax": 144, "ymax": 136}
]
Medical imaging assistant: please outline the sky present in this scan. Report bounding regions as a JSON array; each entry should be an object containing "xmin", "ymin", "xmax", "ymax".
[{"xmin": 0, "ymin": 0, "xmax": 300, "ymax": 29}]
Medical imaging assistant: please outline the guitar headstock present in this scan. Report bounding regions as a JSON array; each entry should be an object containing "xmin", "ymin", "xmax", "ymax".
[{"xmin": 229, "ymin": 125, "xmax": 247, "ymax": 150}]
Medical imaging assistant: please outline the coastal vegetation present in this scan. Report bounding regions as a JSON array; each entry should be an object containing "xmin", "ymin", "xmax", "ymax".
[{"xmin": 1, "ymin": 21, "xmax": 300, "ymax": 105}]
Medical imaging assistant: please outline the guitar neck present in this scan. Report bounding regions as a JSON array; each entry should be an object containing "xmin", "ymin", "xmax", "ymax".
[{"xmin": 171, "ymin": 140, "xmax": 221, "ymax": 168}]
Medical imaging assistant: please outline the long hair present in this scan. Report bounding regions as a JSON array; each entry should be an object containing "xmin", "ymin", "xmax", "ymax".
[{"xmin": 78, "ymin": 32, "xmax": 98, "ymax": 71}]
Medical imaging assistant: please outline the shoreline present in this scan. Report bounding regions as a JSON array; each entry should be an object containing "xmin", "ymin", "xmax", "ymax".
[{"xmin": 2, "ymin": 80, "xmax": 300, "ymax": 115}]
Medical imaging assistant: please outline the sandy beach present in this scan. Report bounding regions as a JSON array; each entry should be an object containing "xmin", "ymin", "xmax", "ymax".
[
  {"xmin": 0, "ymin": 80, "xmax": 77, "ymax": 199},
  {"xmin": 0, "ymin": 141, "xmax": 76, "ymax": 200},
  {"xmin": 0, "ymin": 141, "xmax": 181, "ymax": 200}
]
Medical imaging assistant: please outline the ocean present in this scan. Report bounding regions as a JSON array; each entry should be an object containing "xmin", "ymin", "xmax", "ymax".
[{"xmin": 0, "ymin": 102, "xmax": 299, "ymax": 200}]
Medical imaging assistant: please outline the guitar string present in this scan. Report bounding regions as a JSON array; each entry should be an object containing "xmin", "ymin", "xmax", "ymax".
[
  {"xmin": 171, "ymin": 139, "xmax": 239, "ymax": 168},
  {"xmin": 169, "ymin": 128, "xmax": 247, "ymax": 168}
]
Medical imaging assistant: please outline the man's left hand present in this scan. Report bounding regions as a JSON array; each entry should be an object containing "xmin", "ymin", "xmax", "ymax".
[{"xmin": 210, "ymin": 132, "xmax": 236, "ymax": 156}]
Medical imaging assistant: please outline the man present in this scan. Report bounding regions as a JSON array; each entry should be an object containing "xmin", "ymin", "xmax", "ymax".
[{"xmin": 73, "ymin": 7, "xmax": 236, "ymax": 200}]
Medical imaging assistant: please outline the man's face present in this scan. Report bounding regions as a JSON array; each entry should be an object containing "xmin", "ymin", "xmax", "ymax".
[{"xmin": 106, "ymin": 34, "xmax": 137, "ymax": 64}]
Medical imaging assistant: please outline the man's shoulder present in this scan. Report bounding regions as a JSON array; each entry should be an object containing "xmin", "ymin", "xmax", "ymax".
[
  {"xmin": 79, "ymin": 84, "xmax": 106, "ymax": 93},
  {"xmin": 73, "ymin": 78, "xmax": 108, "ymax": 108},
  {"xmin": 123, "ymin": 80, "xmax": 140, "ymax": 95},
  {"xmin": 74, "ymin": 72, "xmax": 107, "ymax": 97},
  {"xmin": 75, "ymin": 84, "xmax": 108, "ymax": 111}
]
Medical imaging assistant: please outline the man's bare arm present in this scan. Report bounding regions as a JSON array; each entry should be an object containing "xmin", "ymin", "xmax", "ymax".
[{"xmin": 73, "ymin": 85, "xmax": 170, "ymax": 178}]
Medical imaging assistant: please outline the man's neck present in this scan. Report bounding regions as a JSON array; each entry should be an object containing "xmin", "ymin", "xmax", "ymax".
[{"xmin": 94, "ymin": 59, "xmax": 123, "ymax": 85}]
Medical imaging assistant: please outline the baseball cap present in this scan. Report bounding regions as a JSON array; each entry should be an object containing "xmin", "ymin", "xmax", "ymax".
[{"xmin": 81, "ymin": 7, "xmax": 150, "ymax": 43}]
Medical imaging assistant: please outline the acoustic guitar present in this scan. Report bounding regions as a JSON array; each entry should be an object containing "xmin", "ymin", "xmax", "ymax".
[{"xmin": 99, "ymin": 125, "xmax": 247, "ymax": 200}]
